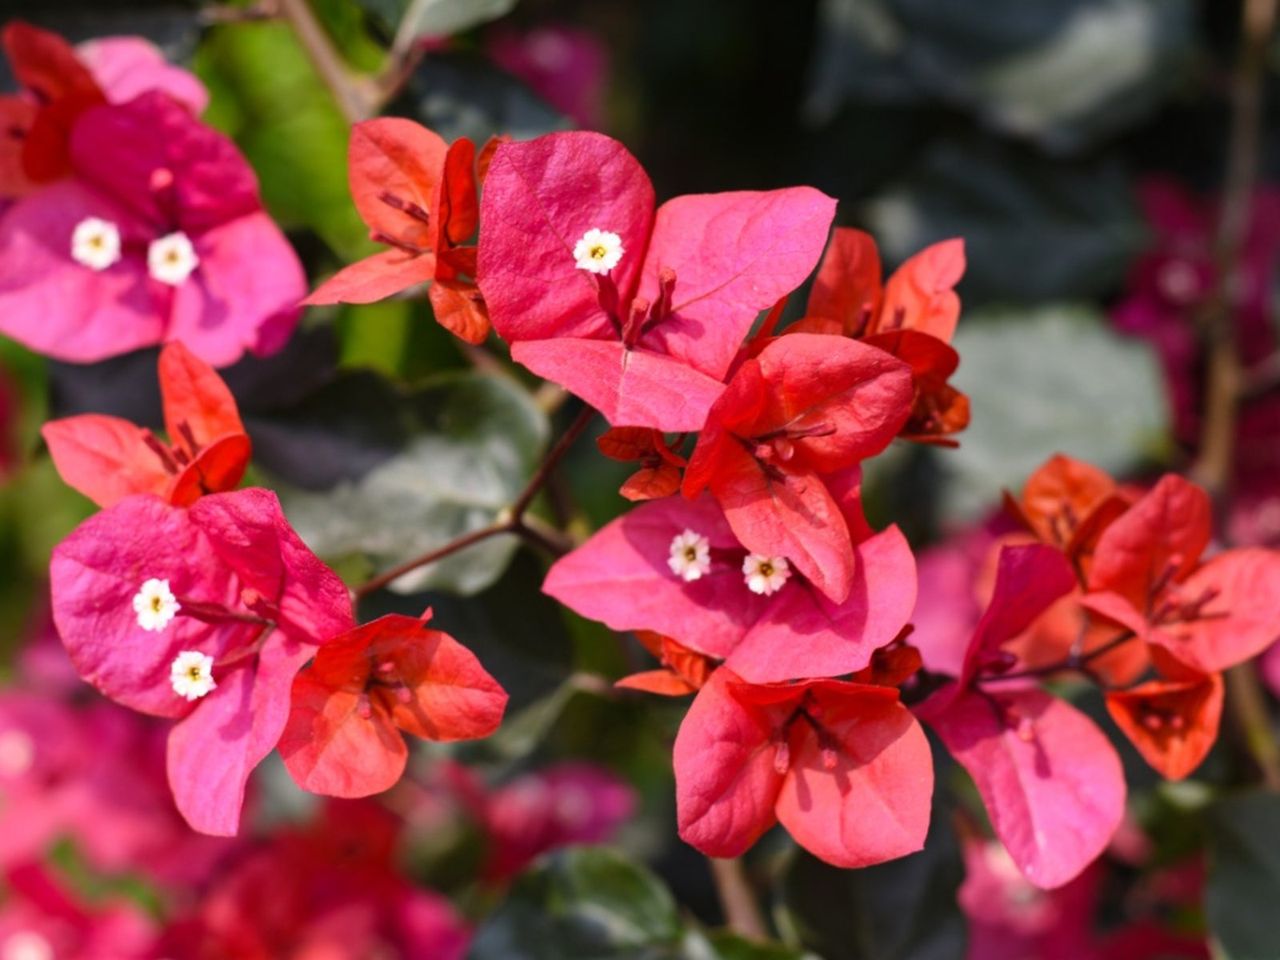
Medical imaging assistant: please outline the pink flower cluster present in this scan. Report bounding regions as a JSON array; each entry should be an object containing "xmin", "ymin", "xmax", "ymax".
[{"xmin": 0, "ymin": 22, "xmax": 304, "ymax": 365}]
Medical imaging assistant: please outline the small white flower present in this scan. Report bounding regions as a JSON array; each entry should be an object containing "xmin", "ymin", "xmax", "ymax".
[
  {"xmin": 1, "ymin": 931, "xmax": 54, "ymax": 960},
  {"xmin": 572, "ymin": 228, "xmax": 624, "ymax": 274},
  {"xmin": 668, "ymin": 529, "xmax": 712, "ymax": 582},
  {"xmin": 147, "ymin": 231, "xmax": 199, "ymax": 286},
  {"xmin": 0, "ymin": 730, "xmax": 34, "ymax": 778},
  {"xmin": 70, "ymin": 217, "xmax": 121, "ymax": 271},
  {"xmin": 742, "ymin": 554, "xmax": 791, "ymax": 595},
  {"xmin": 134, "ymin": 578, "xmax": 181, "ymax": 632},
  {"xmin": 170, "ymin": 650, "xmax": 217, "ymax": 702}
]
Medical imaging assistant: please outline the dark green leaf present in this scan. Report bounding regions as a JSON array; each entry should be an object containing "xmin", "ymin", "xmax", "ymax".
[
  {"xmin": 468, "ymin": 846, "xmax": 684, "ymax": 960},
  {"xmin": 390, "ymin": 51, "xmax": 570, "ymax": 144},
  {"xmin": 277, "ymin": 370, "xmax": 548, "ymax": 595},
  {"xmin": 863, "ymin": 138, "xmax": 1145, "ymax": 304},
  {"xmin": 1207, "ymin": 790, "xmax": 1280, "ymax": 960},
  {"xmin": 807, "ymin": 0, "xmax": 1196, "ymax": 153},
  {"xmin": 779, "ymin": 801, "xmax": 967, "ymax": 960},
  {"xmin": 940, "ymin": 304, "xmax": 1168, "ymax": 521}
]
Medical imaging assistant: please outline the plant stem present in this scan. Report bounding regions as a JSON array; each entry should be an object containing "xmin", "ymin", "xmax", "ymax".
[
  {"xmin": 978, "ymin": 630, "xmax": 1136, "ymax": 685},
  {"xmin": 1196, "ymin": 0, "xmax": 1280, "ymax": 789},
  {"xmin": 278, "ymin": 0, "xmax": 372, "ymax": 124},
  {"xmin": 353, "ymin": 406, "xmax": 593, "ymax": 600},
  {"xmin": 708, "ymin": 857, "xmax": 768, "ymax": 941}
]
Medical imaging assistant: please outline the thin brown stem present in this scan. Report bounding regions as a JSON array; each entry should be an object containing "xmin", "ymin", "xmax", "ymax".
[
  {"xmin": 708, "ymin": 857, "xmax": 768, "ymax": 941},
  {"xmin": 1194, "ymin": 0, "xmax": 1280, "ymax": 790},
  {"xmin": 278, "ymin": 0, "xmax": 372, "ymax": 125},
  {"xmin": 978, "ymin": 630, "xmax": 1136, "ymax": 685},
  {"xmin": 353, "ymin": 407, "xmax": 593, "ymax": 600}
]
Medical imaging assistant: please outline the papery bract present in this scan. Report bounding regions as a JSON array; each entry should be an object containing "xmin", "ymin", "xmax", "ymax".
[
  {"xmin": 802, "ymin": 227, "xmax": 968, "ymax": 443},
  {"xmin": 306, "ymin": 118, "xmax": 492, "ymax": 343},
  {"xmin": 614, "ymin": 631, "xmax": 716, "ymax": 695},
  {"xmin": 50, "ymin": 488, "xmax": 354, "ymax": 835},
  {"xmin": 280, "ymin": 612, "xmax": 507, "ymax": 799},
  {"xmin": 0, "ymin": 21, "xmax": 104, "ymax": 193},
  {"xmin": 477, "ymin": 131, "xmax": 836, "ymax": 430},
  {"xmin": 0, "ymin": 91, "xmax": 304, "ymax": 364},
  {"xmin": 1083, "ymin": 474, "xmax": 1280, "ymax": 673},
  {"xmin": 674, "ymin": 669, "xmax": 932, "ymax": 867},
  {"xmin": 1105, "ymin": 673, "xmax": 1223, "ymax": 780},
  {"xmin": 43, "ymin": 341, "xmax": 251, "ymax": 508},
  {"xmin": 596, "ymin": 426, "xmax": 686, "ymax": 501},
  {"xmin": 682, "ymin": 333, "xmax": 912, "ymax": 602},
  {"xmin": 545, "ymin": 467, "xmax": 916, "ymax": 683},
  {"xmin": 917, "ymin": 544, "xmax": 1126, "ymax": 889},
  {"xmin": 76, "ymin": 36, "xmax": 209, "ymax": 114}
]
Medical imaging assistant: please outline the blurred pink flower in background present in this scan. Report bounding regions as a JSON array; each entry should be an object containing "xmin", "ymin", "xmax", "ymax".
[{"xmin": 487, "ymin": 25, "xmax": 609, "ymax": 128}]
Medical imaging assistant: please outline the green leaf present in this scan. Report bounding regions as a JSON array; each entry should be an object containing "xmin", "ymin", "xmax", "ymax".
[
  {"xmin": 278, "ymin": 370, "xmax": 549, "ymax": 596},
  {"xmin": 778, "ymin": 804, "xmax": 967, "ymax": 960},
  {"xmin": 390, "ymin": 52, "xmax": 570, "ymax": 144},
  {"xmin": 359, "ymin": 0, "xmax": 519, "ymax": 41},
  {"xmin": 194, "ymin": 21, "xmax": 370, "ymax": 260},
  {"xmin": 863, "ymin": 138, "xmax": 1145, "ymax": 304},
  {"xmin": 938, "ymin": 304, "xmax": 1168, "ymax": 521},
  {"xmin": 1207, "ymin": 790, "xmax": 1280, "ymax": 960},
  {"xmin": 469, "ymin": 846, "xmax": 685, "ymax": 960},
  {"xmin": 807, "ymin": 0, "xmax": 1195, "ymax": 153}
]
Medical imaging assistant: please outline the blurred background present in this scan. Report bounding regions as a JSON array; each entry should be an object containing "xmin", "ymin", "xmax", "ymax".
[{"xmin": 0, "ymin": 0, "xmax": 1276, "ymax": 957}]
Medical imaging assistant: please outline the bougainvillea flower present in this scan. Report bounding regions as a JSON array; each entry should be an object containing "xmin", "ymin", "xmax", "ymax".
[
  {"xmin": 799, "ymin": 227, "xmax": 969, "ymax": 444},
  {"xmin": 0, "ymin": 21, "xmax": 105, "ymax": 194},
  {"xmin": 959, "ymin": 837, "xmax": 1102, "ymax": 960},
  {"xmin": 596, "ymin": 426, "xmax": 687, "ymax": 501},
  {"xmin": 0, "ymin": 865, "xmax": 159, "ymax": 960},
  {"xmin": 1004, "ymin": 453, "xmax": 1133, "ymax": 578},
  {"xmin": 808, "ymin": 228, "xmax": 965, "ymax": 342},
  {"xmin": 615, "ymin": 631, "xmax": 716, "ymax": 695},
  {"xmin": 476, "ymin": 131, "xmax": 836, "ymax": 430},
  {"xmin": 0, "ymin": 684, "xmax": 238, "ymax": 885},
  {"xmin": 306, "ymin": 118, "xmax": 493, "ymax": 343},
  {"xmin": 1083, "ymin": 474, "xmax": 1280, "ymax": 673},
  {"xmin": 43, "ymin": 341, "xmax": 250, "ymax": 508},
  {"xmin": 482, "ymin": 763, "xmax": 637, "ymax": 881},
  {"xmin": 76, "ymin": 36, "xmax": 208, "ymax": 114},
  {"xmin": 1105, "ymin": 672, "xmax": 1223, "ymax": 780},
  {"xmin": 545, "ymin": 467, "xmax": 916, "ymax": 683},
  {"xmin": 674, "ymin": 668, "xmax": 932, "ymax": 867},
  {"xmin": 681, "ymin": 333, "xmax": 911, "ymax": 602},
  {"xmin": 0, "ymin": 23, "xmax": 207, "ymax": 198},
  {"xmin": 917, "ymin": 544, "xmax": 1126, "ymax": 889},
  {"xmin": 0, "ymin": 91, "xmax": 304, "ymax": 365},
  {"xmin": 49, "ymin": 488, "xmax": 354, "ymax": 835},
  {"xmin": 486, "ymin": 26, "xmax": 609, "ymax": 128},
  {"xmin": 176, "ymin": 801, "xmax": 470, "ymax": 960},
  {"xmin": 279, "ymin": 611, "xmax": 507, "ymax": 798}
]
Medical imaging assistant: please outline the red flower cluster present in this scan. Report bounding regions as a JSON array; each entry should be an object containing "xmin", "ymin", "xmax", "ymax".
[{"xmin": 46, "ymin": 350, "xmax": 507, "ymax": 836}]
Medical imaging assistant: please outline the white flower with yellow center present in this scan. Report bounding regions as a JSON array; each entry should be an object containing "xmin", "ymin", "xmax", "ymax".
[
  {"xmin": 1, "ymin": 930, "xmax": 54, "ymax": 960},
  {"xmin": 147, "ymin": 231, "xmax": 199, "ymax": 286},
  {"xmin": 742, "ymin": 554, "xmax": 790, "ymax": 595},
  {"xmin": 133, "ymin": 578, "xmax": 180, "ymax": 632},
  {"xmin": 170, "ymin": 650, "xmax": 217, "ymax": 701},
  {"xmin": 70, "ymin": 217, "xmax": 122, "ymax": 271},
  {"xmin": 668, "ymin": 529, "xmax": 711, "ymax": 582},
  {"xmin": 572, "ymin": 228, "xmax": 623, "ymax": 274}
]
